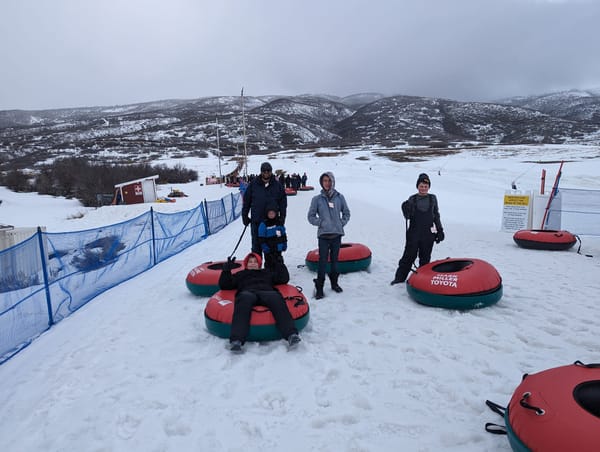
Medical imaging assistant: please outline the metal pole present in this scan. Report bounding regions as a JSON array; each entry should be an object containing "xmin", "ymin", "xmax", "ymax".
[
  {"xmin": 540, "ymin": 161, "xmax": 563, "ymax": 229},
  {"xmin": 241, "ymin": 87, "xmax": 248, "ymax": 179},
  {"xmin": 216, "ymin": 115, "xmax": 222, "ymax": 185},
  {"xmin": 229, "ymin": 224, "xmax": 248, "ymax": 259},
  {"xmin": 540, "ymin": 169, "xmax": 546, "ymax": 195}
]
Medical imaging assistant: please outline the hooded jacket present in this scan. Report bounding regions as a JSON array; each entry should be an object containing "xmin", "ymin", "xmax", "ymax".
[{"xmin": 307, "ymin": 172, "xmax": 351, "ymax": 237}]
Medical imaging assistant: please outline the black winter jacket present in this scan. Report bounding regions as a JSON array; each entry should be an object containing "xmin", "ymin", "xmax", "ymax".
[
  {"xmin": 401, "ymin": 193, "xmax": 443, "ymax": 236},
  {"xmin": 242, "ymin": 175, "xmax": 287, "ymax": 224},
  {"xmin": 218, "ymin": 262, "xmax": 290, "ymax": 292}
]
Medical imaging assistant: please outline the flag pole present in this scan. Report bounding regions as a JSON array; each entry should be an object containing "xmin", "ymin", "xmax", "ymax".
[{"xmin": 241, "ymin": 87, "xmax": 248, "ymax": 179}]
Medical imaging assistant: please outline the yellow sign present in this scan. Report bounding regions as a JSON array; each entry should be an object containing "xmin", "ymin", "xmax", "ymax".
[
  {"xmin": 503, "ymin": 195, "xmax": 530, "ymax": 206},
  {"xmin": 501, "ymin": 192, "xmax": 532, "ymax": 231}
]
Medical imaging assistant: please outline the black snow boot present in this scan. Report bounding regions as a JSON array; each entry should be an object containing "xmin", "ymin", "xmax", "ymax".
[
  {"xmin": 329, "ymin": 273, "xmax": 343, "ymax": 293},
  {"xmin": 390, "ymin": 266, "xmax": 407, "ymax": 285},
  {"xmin": 314, "ymin": 277, "xmax": 325, "ymax": 299}
]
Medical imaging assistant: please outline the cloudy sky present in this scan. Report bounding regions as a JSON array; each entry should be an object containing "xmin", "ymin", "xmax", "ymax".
[{"xmin": 1, "ymin": 0, "xmax": 599, "ymax": 110}]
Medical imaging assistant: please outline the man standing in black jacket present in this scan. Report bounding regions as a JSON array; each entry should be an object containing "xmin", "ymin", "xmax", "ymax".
[
  {"xmin": 219, "ymin": 252, "xmax": 300, "ymax": 352},
  {"xmin": 241, "ymin": 162, "xmax": 287, "ymax": 256}
]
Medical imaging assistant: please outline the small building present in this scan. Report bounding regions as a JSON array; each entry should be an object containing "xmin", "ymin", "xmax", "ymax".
[{"xmin": 113, "ymin": 175, "xmax": 159, "ymax": 205}]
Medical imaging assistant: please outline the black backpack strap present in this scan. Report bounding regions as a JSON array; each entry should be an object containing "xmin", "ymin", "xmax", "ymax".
[
  {"xmin": 574, "ymin": 235, "xmax": 594, "ymax": 257},
  {"xmin": 485, "ymin": 422, "xmax": 507, "ymax": 435},
  {"xmin": 282, "ymin": 286, "xmax": 306, "ymax": 307},
  {"xmin": 484, "ymin": 400, "xmax": 507, "ymax": 435},
  {"xmin": 575, "ymin": 360, "xmax": 600, "ymax": 368},
  {"xmin": 485, "ymin": 400, "xmax": 506, "ymax": 417}
]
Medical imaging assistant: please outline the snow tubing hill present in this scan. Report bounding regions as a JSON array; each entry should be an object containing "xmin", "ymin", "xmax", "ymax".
[
  {"xmin": 185, "ymin": 260, "xmax": 243, "ymax": 297},
  {"xmin": 305, "ymin": 242, "xmax": 371, "ymax": 273},
  {"xmin": 406, "ymin": 257, "xmax": 502, "ymax": 310},
  {"xmin": 503, "ymin": 361, "xmax": 600, "ymax": 452},
  {"xmin": 513, "ymin": 229, "xmax": 577, "ymax": 251},
  {"xmin": 204, "ymin": 284, "xmax": 310, "ymax": 341}
]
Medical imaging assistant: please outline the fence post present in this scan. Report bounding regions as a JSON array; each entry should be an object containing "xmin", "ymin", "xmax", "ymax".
[
  {"xmin": 150, "ymin": 207, "xmax": 157, "ymax": 266},
  {"xmin": 229, "ymin": 193, "xmax": 235, "ymax": 223},
  {"xmin": 202, "ymin": 199, "xmax": 210, "ymax": 235},
  {"xmin": 37, "ymin": 227, "xmax": 54, "ymax": 327},
  {"xmin": 220, "ymin": 198, "xmax": 226, "ymax": 226}
]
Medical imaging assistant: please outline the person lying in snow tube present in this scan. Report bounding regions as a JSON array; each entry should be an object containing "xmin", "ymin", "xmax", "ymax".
[{"xmin": 216, "ymin": 252, "xmax": 302, "ymax": 353}]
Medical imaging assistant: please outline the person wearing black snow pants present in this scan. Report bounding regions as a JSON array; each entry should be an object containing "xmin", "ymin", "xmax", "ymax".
[
  {"xmin": 218, "ymin": 252, "xmax": 300, "ymax": 352},
  {"xmin": 391, "ymin": 173, "xmax": 444, "ymax": 285}
]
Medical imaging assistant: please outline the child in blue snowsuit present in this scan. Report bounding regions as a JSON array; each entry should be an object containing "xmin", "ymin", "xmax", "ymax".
[{"xmin": 258, "ymin": 202, "xmax": 287, "ymax": 271}]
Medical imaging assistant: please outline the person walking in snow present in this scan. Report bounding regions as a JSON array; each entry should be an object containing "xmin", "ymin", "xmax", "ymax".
[
  {"xmin": 241, "ymin": 162, "xmax": 287, "ymax": 257},
  {"xmin": 219, "ymin": 252, "xmax": 300, "ymax": 352},
  {"xmin": 391, "ymin": 173, "xmax": 444, "ymax": 285},
  {"xmin": 258, "ymin": 201, "xmax": 287, "ymax": 272},
  {"xmin": 307, "ymin": 172, "xmax": 351, "ymax": 299},
  {"xmin": 301, "ymin": 172, "xmax": 308, "ymax": 188}
]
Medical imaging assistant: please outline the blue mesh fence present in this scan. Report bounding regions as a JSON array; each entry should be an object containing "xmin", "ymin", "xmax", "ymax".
[{"xmin": 0, "ymin": 191, "xmax": 242, "ymax": 364}]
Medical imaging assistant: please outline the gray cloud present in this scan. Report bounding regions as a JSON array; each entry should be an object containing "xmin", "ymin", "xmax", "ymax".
[{"xmin": 1, "ymin": 0, "xmax": 599, "ymax": 110}]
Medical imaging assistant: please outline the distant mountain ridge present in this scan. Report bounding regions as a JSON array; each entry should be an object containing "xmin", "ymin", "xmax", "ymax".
[{"xmin": 1, "ymin": 89, "xmax": 599, "ymax": 170}]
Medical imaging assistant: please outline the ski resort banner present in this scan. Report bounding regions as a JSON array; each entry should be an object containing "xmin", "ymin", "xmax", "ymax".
[{"xmin": 501, "ymin": 191, "xmax": 532, "ymax": 231}]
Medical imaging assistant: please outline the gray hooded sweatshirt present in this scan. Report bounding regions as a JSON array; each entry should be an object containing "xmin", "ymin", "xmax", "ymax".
[{"xmin": 307, "ymin": 172, "xmax": 351, "ymax": 237}]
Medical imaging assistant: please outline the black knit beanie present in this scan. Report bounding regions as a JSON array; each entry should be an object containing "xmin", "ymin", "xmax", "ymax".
[{"xmin": 416, "ymin": 173, "xmax": 430, "ymax": 188}]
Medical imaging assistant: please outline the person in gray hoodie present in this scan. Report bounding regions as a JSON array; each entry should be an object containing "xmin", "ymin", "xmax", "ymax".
[{"xmin": 307, "ymin": 172, "xmax": 351, "ymax": 299}]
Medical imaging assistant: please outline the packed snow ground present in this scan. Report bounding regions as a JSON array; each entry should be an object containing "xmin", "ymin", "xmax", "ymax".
[{"xmin": 1, "ymin": 145, "xmax": 600, "ymax": 452}]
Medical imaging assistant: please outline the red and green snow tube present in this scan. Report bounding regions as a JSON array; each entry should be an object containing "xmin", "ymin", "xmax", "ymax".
[
  {"xmin": 503, "ymin": 361, "xmax": 600, "ymax": 452},
  {"xmin": 204, "ymin": 284, "xmax": 310, "ymax": 342},
  {"xmin": 513, "ymin": 229, "xmax": 577, "ymax": 251},
  {"xmin": 406, "ymin": 257, "xmax": 502, "ymax": 310},
  {"xmin": 185, "ymin": 260, "xmax": 244, "ymax": 297},
  {"xmin": 305, "ymin": 242, "xmax": 371, "ymax": 273}
]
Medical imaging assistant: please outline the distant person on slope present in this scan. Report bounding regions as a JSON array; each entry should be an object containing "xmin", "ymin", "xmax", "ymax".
[
  {"xmin": 301, "ymin": 172, "xmax": 308, "ymax": 188},
  {"xmin": 241, "ymin": 162, "xmax": 287, "ymax": 257},
  {"xmin": 307, "ymin": 172, "xmax": 351, "ymax": 299},
  {"xmin": 391, "ymin": 173, "xmax": 444, "ymax": 285}
]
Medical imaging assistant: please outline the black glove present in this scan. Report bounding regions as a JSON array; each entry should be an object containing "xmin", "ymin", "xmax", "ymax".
[
  {"xmin": 242, "ymin": 215, "xmax": 251, "ymax": 226},
  {"xmin": 222, "ymin": 256, "xmax": 236, "ymax": 271},
  {"xmin": 401, "ymin": 200, "xmax": 414, "ymax": 219},
  {"xmin": 435, "ymin": 230, "xmax": 445, "ymax": 243}
]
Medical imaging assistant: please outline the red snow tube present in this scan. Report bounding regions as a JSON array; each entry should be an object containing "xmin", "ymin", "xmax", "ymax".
[
  {"xmin": 285, "ymin": 187, "xmax": 297, "ymax": 196},
  {"xmin": 513, "ymin": 229, "xmax": 577, "ymax": 251},
  {"xmin": 406, "ymin": 257, "xmax": 502, "ymax": 310},
  {"xmin": 305, "ymin": 242, "xmax": 372, "ymax": 273},
  {"xmin": 504, "ymin": 361, "xmax": 600, "ymax": 452},
  {"xmin": 185, "ymin": 260, "xmax": 244, "ymax": 297},
  {"xmin": 204, "ymin": 284, "xmax": 310, "ymax": 341},
  {"xmin": 297, "ymin": 185, "xmax": 315, "ymax": 191}
]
